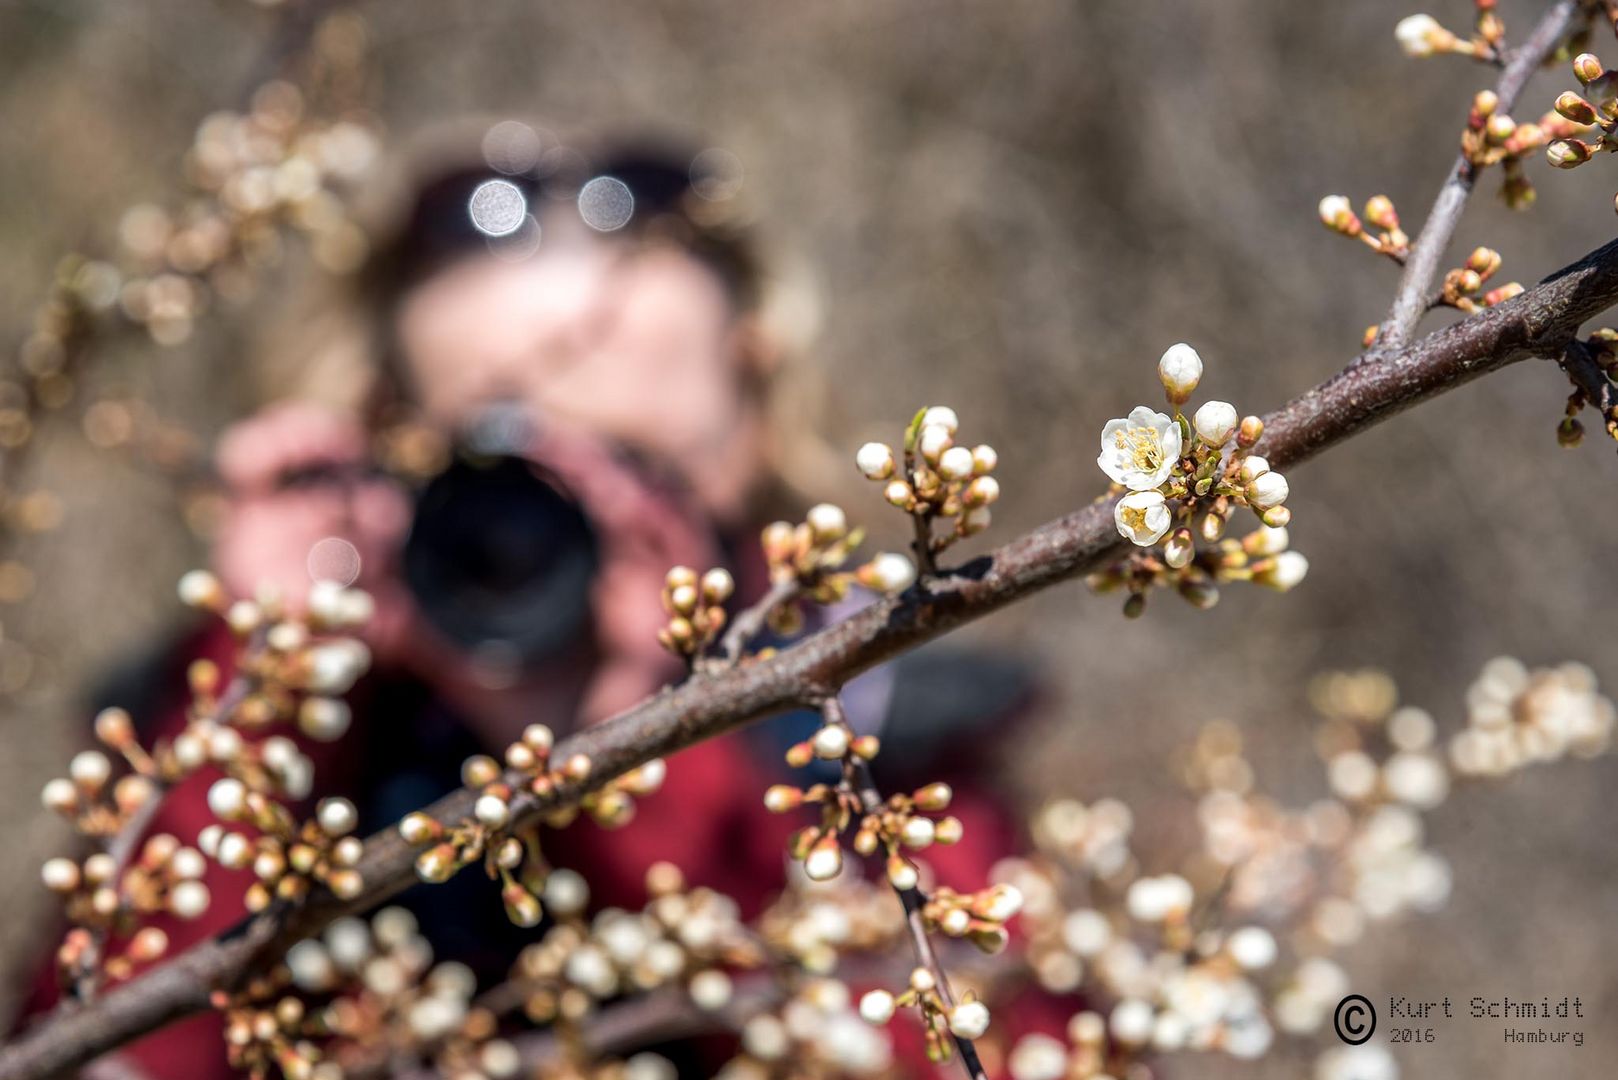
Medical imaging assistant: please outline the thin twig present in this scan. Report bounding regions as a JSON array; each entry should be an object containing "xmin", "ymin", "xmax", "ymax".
[
  {"xmin": 836, "ymin": 713, "xmax": 988, "ymax": 1080},
  {"xmin": 7, "ymin": 233, "xmax": 1618, "ymax": 1079},
  {"xmin": 1371, "ymin": 0, "xmax": 1584, "ymax": 356}
]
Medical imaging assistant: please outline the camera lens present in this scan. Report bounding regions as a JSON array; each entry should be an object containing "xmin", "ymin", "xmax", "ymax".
[{"xmin": 403, "ymin": 452, "xmax": 598, "ymax": 666}]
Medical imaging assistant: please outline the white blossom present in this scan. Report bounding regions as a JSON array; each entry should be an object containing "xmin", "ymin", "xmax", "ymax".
[
  {"xmin": 1099, "ymin": 406, "xmax": 1182, "ymax": 491},
  {"xmin": 947, "ymin": 1000, "xmax": 991, "ymax": 1040},
  {"xmin": 1114, "ymin": 490, "xmax": 1171, "ymax": 547},
  {"xmin": 1247, "ymin": 470, "xmax": 1290, "ymax": 510}
]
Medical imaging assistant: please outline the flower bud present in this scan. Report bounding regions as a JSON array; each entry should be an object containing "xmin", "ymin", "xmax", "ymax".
[
  {"xmin": 1464, "ymin": 246, "xmax": 1502, "ymax": 280},
  {"xmin": 1555, "ymin": 90, "xmax": 1598, "ymax": 127},
  {"xmin": 207, "ymin": 778, "xmax": 246, "ymax": 820},
  {"xmin": 1547, "ymin": 139, "xmax": 1592, "ymax": 168},
  {"xmin": 298, "ymin": 697, "xmax": 351, "ymax": 742},
  {"xmin": 1247, "ymin": 470, "xmax": 1288, "ymax": 509},
  {"xmin": 803, "ymin": 836, "xmax": 844, "ymax": 881},
  {"xmin": 1192, "ymin": 400, "xmax": 1238, "ymax": 447},
  {"xmin": 859, "ymin": 989, "xmax": 896, "ymax": 1025},
  {"xmin": 913, "ymin": 782, "xmax": 952, "ymax": 812},
  {"xmin": 177, "ymin": 570, "xmax": 224, "ymax": 610},
  {"xmin": 806, "ymin": 503, "xmax": 848, "ymax": 542},
  {"xmin": 1363, "ymin": 195, "xmax": 1398, "ymax": 231},
  {"xmin": 41, "ymin": 858, "xmax": 80, "ymax": 893},
  {"xmin": 855, "ymin": 441, "xmax": 896, "ymax": 480},
  {"xmin": 948, "ymin": 1000, "xmax": 992, "ymax": 1040},
  {"xmin": 415, "ymin": 844, "xmax": 457, "ymax": 883},
  {"xmin": 170, "ymin": 879, "xmax": 210, "ymax": 920},
  {"xmin": 1484, "ymin": 114, "xmax": 1516, "ymax": 144},
  {"xmin": 917, "ymin": 423, "xmax": 953, "ymax": 463},
  {"xmin": 1395, "ymin": 14, "xmax": 1452, "ymax": 58},
  {"xmin": 971, "ymin": 444, "xmax": 998, "ymax": 474},
  {"xmin": 859, "ymin": 552, "xmax": 917, "ymax": 593},
  {"xmin": 812, "ymin": 723, "xmax": 851, "ymax": 760},
  {"xmin": 1317, "ymin": 195, "xmax": 1360, "ymax": 235},
  {"xmin": 1260, "ymin": 505, "xmax": 1292, "ymax": 528},
  {"xmin": 1164, "ymin": 528, "xmax": 1194, "ymax": 570},
  {"xmin": 1255, "ymin": 550, "xmax": 1310, "ymax": 591},
  {"xmin": 883, "ymin": 479, "xmax": 915, "ymax": 510},
  {"xmin": 317, "ymin": 798, "xmax": 358, "ymax": 837},
  {"xmin": 1156, "ymin": 343, "xmax": 1203, "ymax": 405},
  {"xmin": 1236, "ymin": 415, "xmax": 1264, "ymax": 448},
  {"xmin": 1574, "ymin": 52, "xmax": 1605, "ymax": 86},
  {"xmin": 938, "ymin": 445, "xmax": 975, "ymax": 481},
  {"xmin": 763, "ymin": 785, "xmax": 803, "ymax": 813},
  {"xmin": 887, "ymin": 854, "xmax": 919, "ymax": 890},
  {"xmin": 963, "ymin": 475, "xmax": 999, "ymax": 508},
  {"xmin": 700, "ymin": 568, "xmax": 734, "ymax": 604},
  {"xmin": 69, "ymin": 750, "xmax": 111, "ymax": 791}
]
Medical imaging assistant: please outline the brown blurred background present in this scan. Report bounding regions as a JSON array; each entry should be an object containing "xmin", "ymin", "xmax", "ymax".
[{"xmin": 1, "ymin": 1, "xmax": 1616, "ymax": 1076}]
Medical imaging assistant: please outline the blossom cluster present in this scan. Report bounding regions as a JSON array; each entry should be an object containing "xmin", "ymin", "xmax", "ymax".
[
  {"xmin": 39, "ymin": 571, "xmax": 373, "ymax": 995},
  {"xmin": 1545, "ymin": 51, "xmax": 1618, "ymax": 209},
  {"xmin": 987, "ymin": 659, "xmax": 1612, "ymax": 1080},
  {"xmin": 1394, "ymin": 8, "xmax": 1593, "ymax": 209},
  {"xmin": 857, "ymin": 406, "xmax": 1000, "ymax": 572},
  {"xmin": 399, "ymin": 725, "xmax": 666, "ymax": 928},
  {"xmin": 1088, "ymin": 344, "xmax": 1307, "ymax": 614}
]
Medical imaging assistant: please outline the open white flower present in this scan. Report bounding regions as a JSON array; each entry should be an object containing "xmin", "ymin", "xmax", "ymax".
[
  {"xmin": 1098, "ymin": 406, "xmax": 1182, "ymax": 491},
  {"xmin": 1114, "ymin": 490, "xmax": 1171, "ymax": 547}
]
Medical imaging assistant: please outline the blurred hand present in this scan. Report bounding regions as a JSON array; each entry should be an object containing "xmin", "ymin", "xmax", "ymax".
[{"xmin": 212, "ymin": 403, "xmax": 415, "ymax": 659}]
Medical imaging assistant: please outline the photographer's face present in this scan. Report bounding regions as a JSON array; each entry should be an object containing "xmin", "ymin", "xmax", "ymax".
[{"xmin": 395, "ymin": 237, "xmax": 763, "ymax": 518}]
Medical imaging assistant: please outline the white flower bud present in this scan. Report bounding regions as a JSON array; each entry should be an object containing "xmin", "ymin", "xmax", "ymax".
[
  {"xmin": 917, "ymin": 423, "xmax": 953, "ymax": 463},
  {"xmin": 170, "ymin": 847, "xmax": 207, "ymax": 880},
  {"xmin": 41, "ymin": 777, "xmax": 77, "ymax": 813},
  {"xmin": 1192, "ymin": 400, "xmax": 1238, "ymax": 446},
  {"xmin": 701, "ymin": 568, "xmax": 734, "ymax": 603},
  {"xmin": 225, "ymin": 600, "xmax": 262, "ymax": 635},
  {"xmin": 921, "ymin": 406, "xmax": 959, "ymax": 433},
  {"xmin": 41, "ymin": 858, "xmax": 80, "ymax": 893},
  {"xmin": 856, "ymin": 442, "xmax": 896, "ymax": 480},
  {"xmin": 971, "ymin": 444, "xmax": 998, "ymax": 474},
  {"xmin": 299, "ymin": 697, "xmax": 352, "ymax": 742},
  {"xmin": 812, "ymin": 724, "xmax": 851, "ymax": 760},
  {"xmin": 1126, "ymin": 874, "xmax": 1193, "ymax": 922},
  {"xmin": 1242, "ymin": 525, "xmax": 1289, "ymax": 556},
  {"xmin": 306, "ymin": 640, "xmax": 371, "ymax": 694},
  {"xmin": 1395, "ymin": 13, "xmax": 1446, "ymax": 57},
  {"xmin": 1008, "ymin": 1033, "xmax": 1069, "ymax": 1080},
  {"xmin": 741, "ymin": 1015, "xmax": 789, "ymax": 1060},
  {"xmin": 948, "ymin": 1000, "xmax": 992, "ymax": 1040},
  {"xmin": 900, "ymin": 816, "xmax": 936, "ymax": 849},
  {"xmin": 474, "ymin": 794, "xmax": 511, "ymax": 828},
  {"xmin": 543, "ymin": 867, "xmax": 589, "ymax": 916},
  {"xmin": 1256, "ymin": 550, "xmax": 1309, "ymax": 592},
  {"xmin": 977, "ymin": 883, "xmax": 1024, "ymax": 922},
  {"xmin": 1318, "ymin": 194, "xmax": 1354, "ymax": 229},
  {"xmin": 217, "ymin": 832, "xmax": 253, "ymax": 869},
  {"xmin": 317, "ymin": 797, "xmax": 358, "ymax": 837},
  {"xmin": 1156, "ymin": 343, "xmax": 1203, "ymax": 404},
  {"xmin": 1227, "ymin": 926, "xmax": 1278, "ymax": 969},
  {"xmin": 1247, "ymin": 470, "xmax": 1289, "ymax": 510},
  {"xmin": 169, "ymin": 879, "xmax": 211, "ymax": 920},
  {"xmin": 177, "ymin": 570, "xmax": 223, "ymax": 609},
  {"xmin": 859, "ymin": 989, "xmax": 896, "ymax": 1025},
  {"xmin": 806, "ymin": 503, "xmax": 848, "ymax": 542},
  {"xmin": 1110, "ymin": 999, "xmax": 1155, "ymax": 1045},
  {"xmin": 938, "ymin": 445, "xmax": 975, "ymax": 481},
  {"xmin": 804, "ymin": 841, "xmax": 844, "ymax": 881},
  {"xmin": 1238, "ymin": 455, "xmax": 1270, "ymax": 482},
  {"xmin": 207, "ymin": 778, "xmax": 247, "ymax": 820},
  {"xmin": 69, "ymin": 750, "xmax": 112, "ymax": 790},
  {"xmin": 689, "ymin": 968, "xmax": 733, "ymax": 1011},
  {"xmin": 865, "ymin": 552, "xmax": 916, "ymax": 593}
]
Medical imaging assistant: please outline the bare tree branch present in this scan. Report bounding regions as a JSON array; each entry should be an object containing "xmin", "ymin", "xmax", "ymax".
[
  {"xmin": 5, "ymin": 232, "xmax": 1618, "ymax": 1079},
  {"xmin": 1372, "ymin": 0, "xmax": 1583, "ymax": 355}
]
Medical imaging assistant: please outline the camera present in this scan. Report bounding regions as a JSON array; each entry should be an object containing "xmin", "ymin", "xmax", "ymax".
[{"xmin": 402, "ymin": 411, "xmax": 600, "ymax": 667}]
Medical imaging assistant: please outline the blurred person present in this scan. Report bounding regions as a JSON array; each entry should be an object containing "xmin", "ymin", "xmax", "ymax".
[{"xmin": 19, "ymin": 131, "xmax": 1038, "ymax": 1077}]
